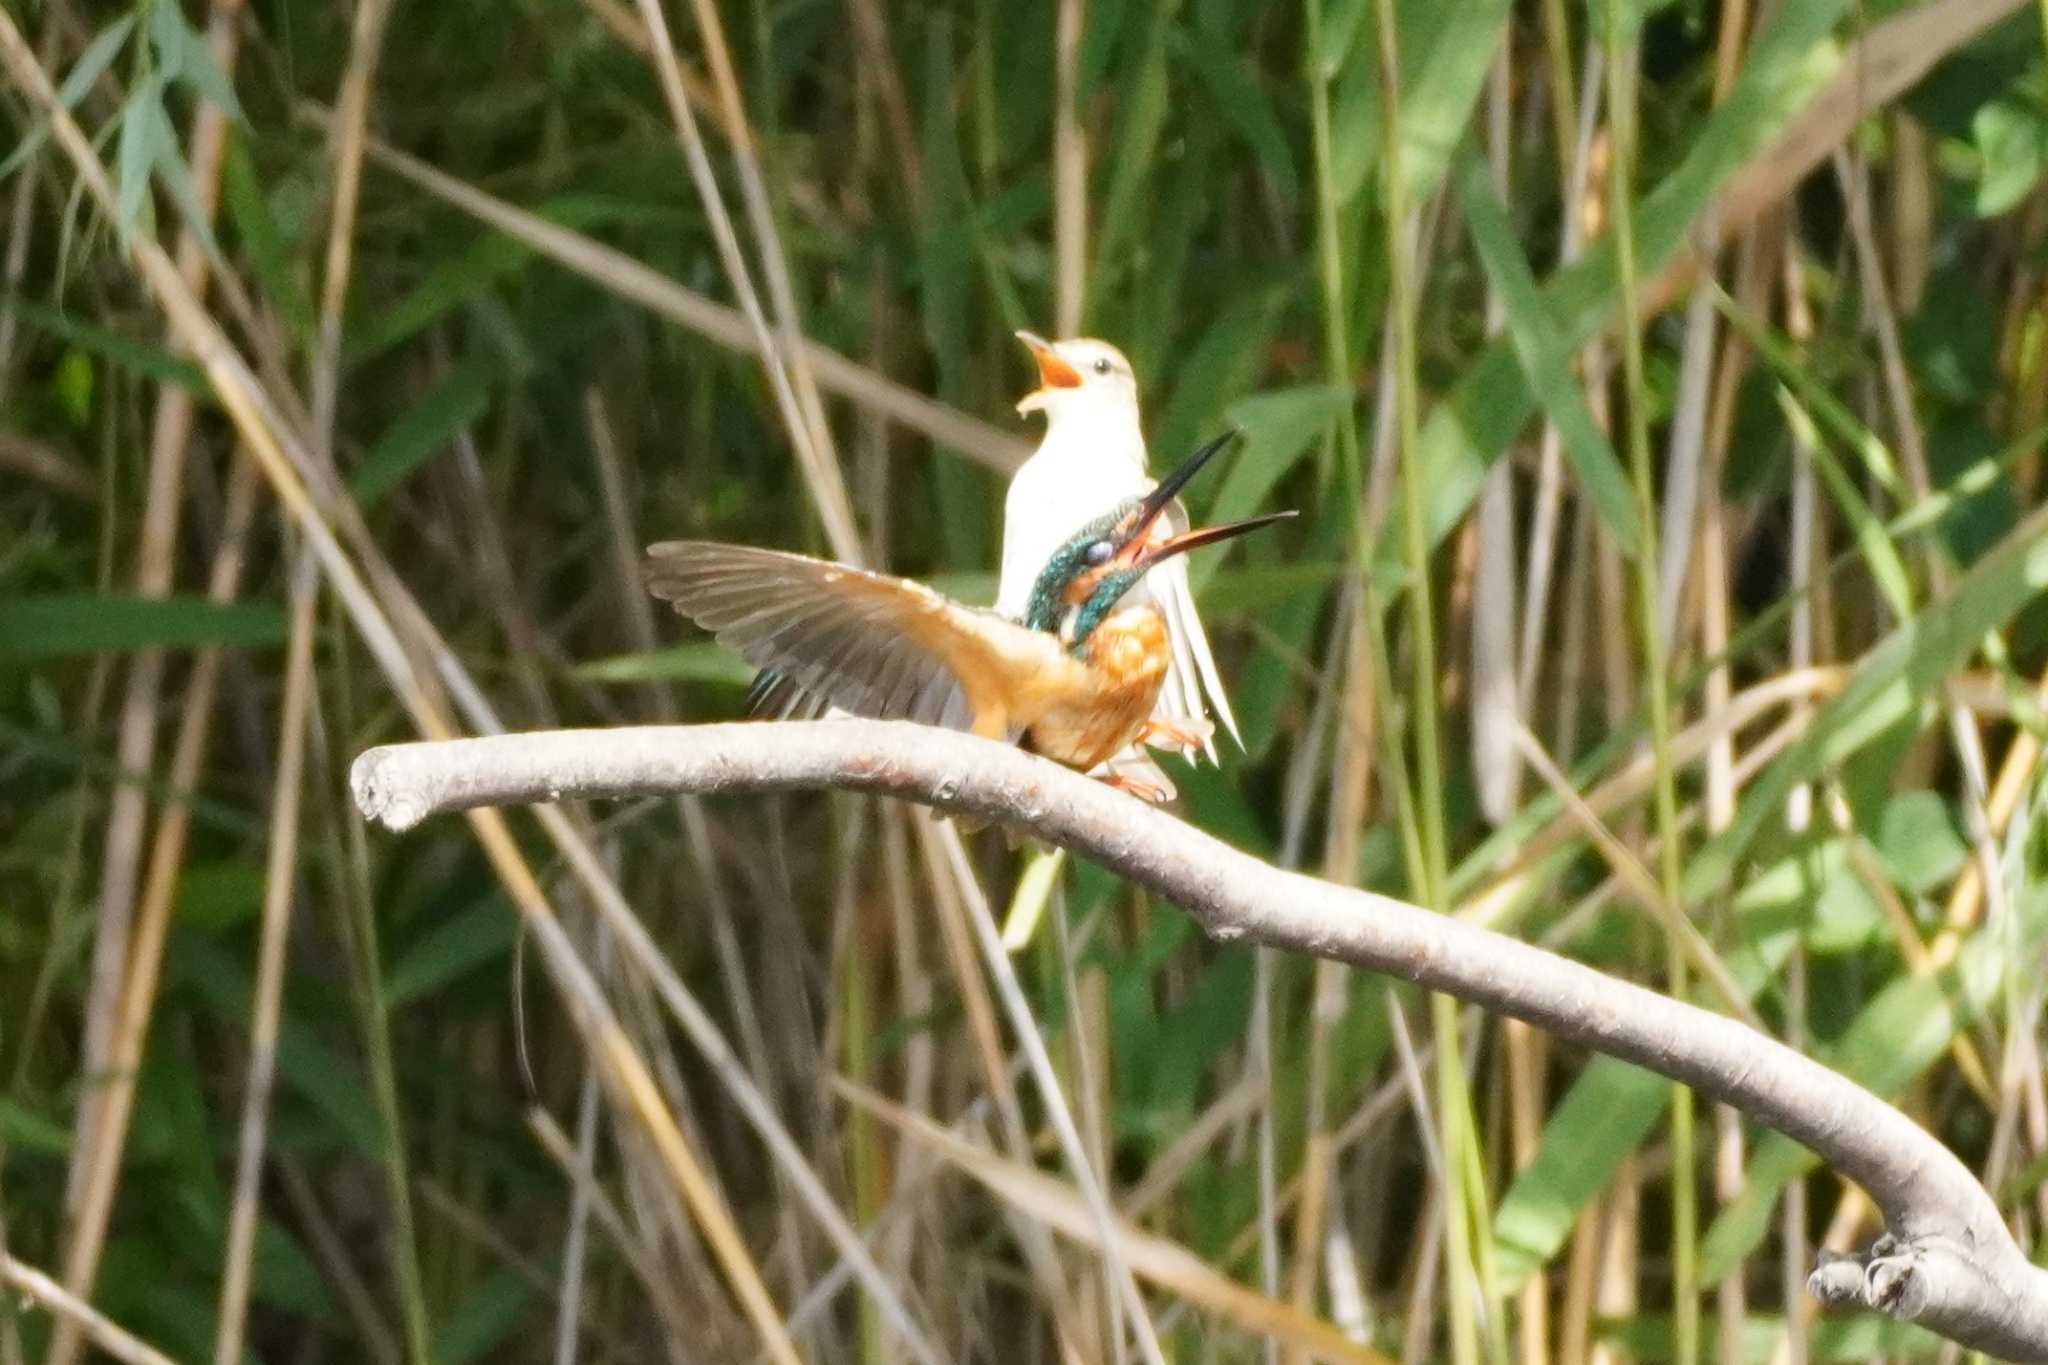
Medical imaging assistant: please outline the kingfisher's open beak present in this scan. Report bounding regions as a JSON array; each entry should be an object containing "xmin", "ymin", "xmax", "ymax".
[
  {"xmin": 1129, "ymin": 511, "xmax": 1298, "ymax": 570},
  {"xmin": 1112, "ymin": 429, "xmax": 1295, "ymax": 569},
  {"xmin": 1110, "ymin": 429, "xmax": 1236, "ymax": 557},
  {"xmin": 1015, "ymin": 331, "xmax": 1084, "ymax": 414}
]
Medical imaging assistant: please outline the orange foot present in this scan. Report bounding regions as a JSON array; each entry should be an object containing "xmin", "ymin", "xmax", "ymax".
[
  {"xmin": 1137, "ymin": 717, "xmax": 1214, "ymax": 752},
  {"xmin": 1102, "ymin": 772, "xmax": 1173, "ymax": 803}
]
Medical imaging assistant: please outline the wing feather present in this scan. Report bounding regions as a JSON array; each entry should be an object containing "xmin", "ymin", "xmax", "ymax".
[
  {"xmin": 646, "ymin": 542, "xmax": 1064, "ymax": 738},
  {"xmin": 1145, "ymin": 501, "xmax": 1232, "ymax": 759}
]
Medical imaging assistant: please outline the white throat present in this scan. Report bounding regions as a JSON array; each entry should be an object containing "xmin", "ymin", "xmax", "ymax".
[{"xmin": 1034, "ymin": 392, "xmax": 1145, "ymax": 467}]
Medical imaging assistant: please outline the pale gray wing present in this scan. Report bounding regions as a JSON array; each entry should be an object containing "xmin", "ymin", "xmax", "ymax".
[{"xmin": 645, "ymin": 541, "xmax": 1048, "ymax": 738}]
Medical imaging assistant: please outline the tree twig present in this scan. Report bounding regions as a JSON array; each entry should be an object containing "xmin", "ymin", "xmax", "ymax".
[
  {"xmin": 351, "ymin": 719, "xmax": 2048, "ymax": 1361},
  {"xmin": 2, "ymin": 1254, "xmax": 179, "ymax": 1365}
]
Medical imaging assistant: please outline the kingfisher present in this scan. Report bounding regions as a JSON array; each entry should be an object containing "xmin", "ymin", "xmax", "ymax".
[
  {"xmin": 1002, "ymin": 333, "xmax": 1239, "ymax": 768},
  {"xmin": 645, "ymin": 432, "xmax": 1291, "ymax": 799}
]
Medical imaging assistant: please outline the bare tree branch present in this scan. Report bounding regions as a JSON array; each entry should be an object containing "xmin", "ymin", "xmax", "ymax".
[{"xmin": 350, "ymin": 719, "xmax": 2048, "ymax": 1361}]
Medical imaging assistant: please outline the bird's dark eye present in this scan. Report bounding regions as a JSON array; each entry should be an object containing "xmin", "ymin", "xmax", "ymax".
[
  {"xmin": 1093, "ymin": 357, "xmax": 1112, "ymax": 376},
  {"xmin": 1084, "ymin": 539, "xmax": 1115, "ymax": 565}
]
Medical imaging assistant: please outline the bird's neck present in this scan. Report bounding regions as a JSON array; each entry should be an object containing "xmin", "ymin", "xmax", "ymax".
[{"xmin": 1041, "ymin": 401, "xmax": 1145, "ymax": 468}]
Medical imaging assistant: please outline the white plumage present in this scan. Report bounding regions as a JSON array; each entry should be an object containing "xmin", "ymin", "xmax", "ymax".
[{"xmin": 996, "ymin": 334, "xmax": 1241, "ymax": 763}]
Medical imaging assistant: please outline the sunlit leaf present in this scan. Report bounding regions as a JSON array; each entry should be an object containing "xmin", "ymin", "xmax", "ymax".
[{"xmin": 1971, "ymin": 89, "xmax": 2048, "ymax": 217}]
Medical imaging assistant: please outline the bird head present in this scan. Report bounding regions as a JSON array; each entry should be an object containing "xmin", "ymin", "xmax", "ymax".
[
  {"xmin": 1021, "ymin": 430, "xmax": 1295, "ymax": 648},
  {"xmin": 1014, "ymin": 332, "xmax": 1139, "ymax": 425}
]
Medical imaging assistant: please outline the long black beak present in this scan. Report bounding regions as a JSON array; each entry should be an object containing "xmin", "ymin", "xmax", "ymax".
[
  {"xmin": 1131, "ymin": 510, "xmax": 1297, "ymax": 571},
  {"xmin": 1115, "ymin": 428, "xmax": 1240, "ymax": 555}
]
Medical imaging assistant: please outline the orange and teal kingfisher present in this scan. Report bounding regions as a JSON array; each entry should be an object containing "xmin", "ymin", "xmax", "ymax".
[{"xmin": 644, "ymin": 432, "xmax": 1291, "ymax": 799}]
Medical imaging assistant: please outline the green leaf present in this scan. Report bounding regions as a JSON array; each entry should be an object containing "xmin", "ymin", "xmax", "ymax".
[
  {"xmin": 1700, "ymin": 892, "xmax": 2043, "ymax": 1279},
  {"xmin": 151, "ymin": 115, "xmax": 226, "ymax": 269},
  {"xmin": 1091, "ymin": 0, "xmax": 1183, "ymax": 273},
  {"xmin": 55, "ymin": 348, "xmax": 94, "ymax": 425},
  {"xmin": 1492, "ymin": 862, "xmax": 1821, "ymax": 1287},
  {"xmin": 115, "ymin": 78, "xmax": 171, "ymax": 237},
  {"xmin": 0, "ymin": 14, "xmax": 135, "ymax": 180},
  {"xmin": 148, "ymin": 0, "xmax": 188, "ymax": 80},
  {"xmin": 343, "ymin": 196, "xmax": 648, "ymax": 366},
  {"xmin": 222, "ymin": 130, "xmax": 315, "ymax": 339},
  {"xmin": 1328, "ymin": 0, "xmax": 1513, "ymax": 204},
  {"xmin": 1314, "ymin": 0, "xmax": 1372, "ymax": 72},
  {"xmin": 1171, "ymin": 30, "xmax": 1297, "ymax": 201},
  {"xmin": 172, "ymin": 937, "xmax": 388, "ymax": 1160},
  {"xmin": 1405, "ymin": 0, "xmax": 1850, "ymax": 565},
  {"xmin": 1453, "ymin": 148, "xmax": 1642, "ymax": 555},
  {"xmin": 151, "ymin": 0, "xmax": 245, "ymax": 121},
  {"xmin": 3, "ymin": 297, "xmax": 206, "ymax": 390},
  {"xmin": 385, "ymin": 895, "xmax": 519, "ymax": 1009},
  {"xmin": 430, "ymin": 1270, "xmax": 531, "ymax": 1365},
  {"xmin": 1971, "ymin": 91, "xmax": 2048, "ymax": 217},
  {"xmin": 1773, "ymin": 387, "xmax": 1915, "ymax": 617},
  {"xmin": 1871, "ymin": 792, "xmax": 1969, "ymax": 898},
  {"xmin": 1686, "ymin": 503, "xmax": 2048, "ymax": 905},
  {"xmin": 1212, "ymin": 385, "xmax": 1352, "ymax": 523},
  {"xmin": 0, "ymin": 595, "xmax": 287, "ymax": 658},
  {"xmin": 1493, "ymin": 1059, "xmax": 1668, "ymax": 1286},
  {"xmin": 1153, "ymin": 281, "xmax": 1295, "ymax": 465},
  {"xmin": 174, "ymin": 860, "xmax": 266, "ymax": 933},
  {"xmin": 1711, "ymin": 281, "xmax": 1906, "ymax": 502},
  {"xmin": 350, "ymin": 354, "xmax": 498, "ymax": 506},
  {"xmin": 0, "ymin": 1097, "xmax": 72, "ymax": 1156}
]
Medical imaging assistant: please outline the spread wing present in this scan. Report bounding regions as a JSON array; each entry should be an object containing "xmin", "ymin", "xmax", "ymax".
[{"xmin": 644, "ymin": 541, "xmax": 1065, "ymax": 739}]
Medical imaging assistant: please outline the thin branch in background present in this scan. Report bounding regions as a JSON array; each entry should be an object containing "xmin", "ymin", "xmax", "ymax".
[
  {"xmin": 210, "ymin": 550, "xmax": 318, "ymax": 1365},
  {"xmin": 901, "ymin": 812, "xmax": 1097, "ymax": 1350},
  {"xmin": 0, "ymin": 430, "xmax": 96, "ymax": 499},
  {"xmin": 1470, "ymin": 46, "xmax": 1518, "ymax": 828},
  {"xmin": 1, "ymin": 1255, "xmax": 179, "ymax": 1365},
  {"xmin": 1601, "ymin": 9, "xmax": 1699, "ymax": 1356},
  {"xmin": 64, "ymin": 0, "xmax": 242, "ymax": 1251},
  {"xmin": 842, "ymin": 0, "xmax": 923, "ymax": 207},
  {"xmin": 583, "ymin": 385, "xmax": 813, "ymax": 1314},
  {"xmin": 836, "ymin": 1082, "xmax": 1393, "ymax": 1364},
  {"xmin": 926, "ymin": 827, "xmax": 1171, "ymax": 1365},
  {"xmin": 526, "ymin": 1105, "xmax": 696, "ymax": 1357},
  {"xmin": 48, "ymin": 459, "xmax": 261, "ymax": 1365},
  {"xmin": 323, "ymin": 113, "xmax": 1029, "ymax": 472},
  {"xmin": 1639, "ymin": 0, "xmax": 2027, "ymax": 317},
  {"xmin": 1052, "ymin": 0, "xmax": 1086, "ymax": 335},
  {"xmin": 627, "ymin": 0, "xmax": 861, "ymax": 562},
  {"xmin": 0, "ymin": 12, "xmax": 60, "ymax": 404},
  {"xmin": 1368, "ymin": 0, "xmax": 1495, "ymax": 1358}
]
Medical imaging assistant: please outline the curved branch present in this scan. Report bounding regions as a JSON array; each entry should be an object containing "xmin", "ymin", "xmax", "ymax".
[{"xmin": 351, "ymin": 720, "xmax": 2048, "ymax": 1360}]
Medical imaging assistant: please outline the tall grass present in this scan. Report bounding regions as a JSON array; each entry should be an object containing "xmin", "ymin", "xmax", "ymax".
[{"xmin": 2, "ymin": 1, "xmax": 2046, "ymax": 1362}]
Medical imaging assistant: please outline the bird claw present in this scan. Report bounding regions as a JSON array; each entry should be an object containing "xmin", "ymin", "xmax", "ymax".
[
  {"xmin": 1102, "ymin": 772, "xmax": 1174, "ymax": 803},
  {"xmin": 1137, "ymin": 717, "xmax": 1214, "ymax": 752},
  {"xmin": 1138, "ymin": 718, "xmax": 1212, "ymax": 751}
]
